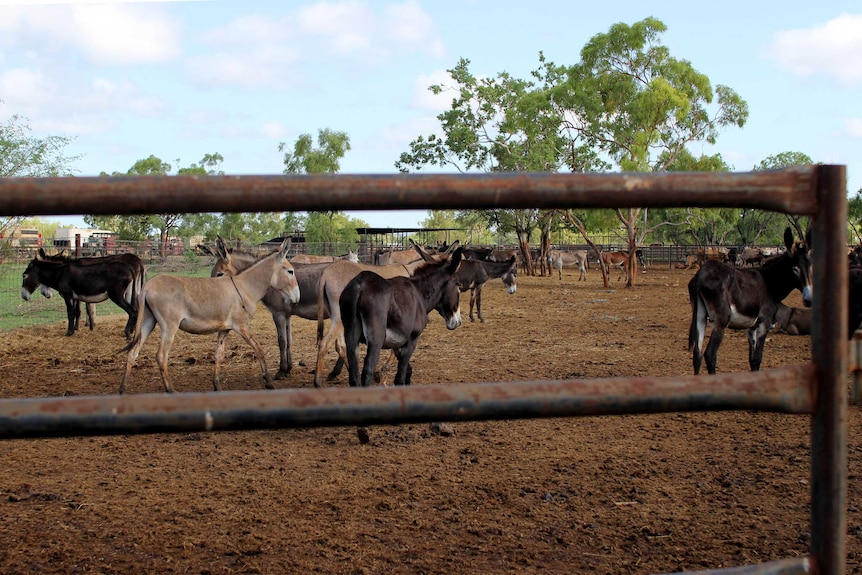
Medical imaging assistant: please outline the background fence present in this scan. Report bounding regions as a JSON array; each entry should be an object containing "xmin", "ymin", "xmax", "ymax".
[{"xmin": 0, "ymin": 240, "xmax": 788, "ymax": 332}]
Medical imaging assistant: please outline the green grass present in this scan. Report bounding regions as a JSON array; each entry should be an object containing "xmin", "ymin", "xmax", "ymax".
[{"xmin": 0, "ymin": 259, "xmax": 214, "ymax": 331}]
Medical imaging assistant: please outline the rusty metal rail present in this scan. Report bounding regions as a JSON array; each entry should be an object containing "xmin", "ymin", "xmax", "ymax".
[
  {"xmin": 0, "ymin": 165, "xmax": 848, "ymax": 575},
  {"xmin": 0, "ymin": 167, "xmax": 821, "ymax": 217},
  {"xmin": 0, "ymin": 366, "xmax": 817, "ymax": 439}
]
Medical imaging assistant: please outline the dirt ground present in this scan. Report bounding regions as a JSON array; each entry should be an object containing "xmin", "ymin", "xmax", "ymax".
[{"xmin": 0, "ymin": 265, "xmax": 860, "ymax": 574}]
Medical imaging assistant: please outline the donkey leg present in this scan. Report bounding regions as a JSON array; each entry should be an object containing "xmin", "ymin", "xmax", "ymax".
[
  {"xmin": 155, "ymin": 326, "xmax": 179, "ymax": 393},
  {"xmin": 63, "ymin": 297, "xmax": 77, "ymax": 336},
  {"xmin": 344, "ymin": 326, "xmax": 362, "ymax": 388},
  {"xmin": 213, "ymin": 330, "xmax": 230, "ymax": 391},
  {"xmin": 393, "ymin": 341, "xmax": 419, "ymax": 386},
  {"xmin": 314, "ymin": 321, "xmax": 341, "ymax": 387},
  {"xmin": 236, "ymin": 326, "xmax": 274, "ymax": 389},
  {"xmin": 86, "ymin": 303, "xmax": 96, "ymax": 330},
  {"xmin": 272, "ymin": 311, "xmax": 291, "ymax": 379},
  {"xmin": 747, "ymin": 323, "xmax": 770, "ymax": 371},
  {"xmin": 327, "ymin": 335, "xmax": 347, "ymax": 381},
  {"xmin": 468, "ymin": 288, "xmax": 478, "ymax": 322},
  {"xmin": 361, "ymin": 345, "xmax": 383, "ymax": 387},
  {"xmin": 475, "ymin": 286, "xmax": 484, "ymax": 323},
  {"xmin": 703, "ymin": 324, "xmax": 726, "ymax": 375},
  {"xmin": 119, "ymin": 308, "xmax": 156, "ymax": 395},
  {"xmin": 375, "ymin": 350, "xmax": 397, "ymax": 386}
]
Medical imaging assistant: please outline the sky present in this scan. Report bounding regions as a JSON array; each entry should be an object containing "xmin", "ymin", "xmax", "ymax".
[{"xmin": 1, "ymin": 0, "xmax": 861, "ymax": 230}]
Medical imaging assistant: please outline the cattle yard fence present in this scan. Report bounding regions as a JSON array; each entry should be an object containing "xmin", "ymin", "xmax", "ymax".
[{"xmin": 0, "ymin": 166, "xmax": 848, "ymax": 575}]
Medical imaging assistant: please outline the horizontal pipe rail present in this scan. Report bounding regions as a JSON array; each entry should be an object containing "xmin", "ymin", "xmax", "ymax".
[
  {"xmin": 0, "ymin": 365, "xmax": 815, "ymax": 439},
  {"xmin": 0, "ymin": 167, "xmax": 820, "ymax": 217},
  {"xmin": 665, "ymin": 556, "xmax": 811, "ymax": 575}
]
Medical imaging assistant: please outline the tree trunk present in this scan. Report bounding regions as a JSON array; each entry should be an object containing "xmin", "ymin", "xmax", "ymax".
[
  {"xmin": 616, "ymin": 207, "xmax": 641, "ymax": 288},
  {"xmin": 515, "ymin": 230, "xmax": 534, "ymax": 277},
  {"xmin": 563, "ymin": 210, "xmax": 608, "ymax": 287},
  {"xmin": 538, "ymin": 217, "xmax": 552, "ymax": 276},
  {"xmin": 159, "ymin": 228, "xmax": 168, "ymax": 258}
]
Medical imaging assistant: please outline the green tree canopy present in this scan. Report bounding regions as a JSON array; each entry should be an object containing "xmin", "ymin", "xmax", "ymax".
[
  {"xmin": 280, "ymin": 129, "xmax": 356, "ymax": 252},
  {"xmin": 0, "ymin": 111, "xmax": 80, "ymax": 237},
  {"xmin": 543, "ymin": 17, "xmax": 748, "ymax": 285},
  {"xmin": 753, "ymin": 151, "xmax": 815, "ymax": 242},
  {"xmin": 396, "ymin": 58, "xmax": 569, "ymax": 274}
]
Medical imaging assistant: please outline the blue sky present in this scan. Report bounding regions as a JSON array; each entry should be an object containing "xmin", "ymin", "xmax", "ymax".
[{"xmin": 1, "ymin": 0, "xmax": 860, "ymax": 230}]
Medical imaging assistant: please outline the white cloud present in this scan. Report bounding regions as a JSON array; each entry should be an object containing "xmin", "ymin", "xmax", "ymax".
[
  {"xmin": 70, "ymin": 4, "xmax": 182, "ymax": 65},
  {"xmin": 260, "ymin": 122, "xmax": 288, "ymax": 140},
  {"xmin": 412, "ymin": 69, "xmax": 453, "ymax": 111},
  {"xmin": 0, "ymin": 0, "xmax": 199, "ymax": 5},
  {"xmin": 190, "ymin": 14, "xmax": 300, "ymax": 89},
  {"xmin": 189, "ymin": 2, "xmax": 446, "ymax": 90},
  {"xmin": 382, "ymin": 0, "xmax": 445, "ymax": 58},
  {"xmin": 0, "ymin": 3, "xmax": 181, "ymax": 65},
  {"xmin": 296, "ymin": 0, "xmax": 443, "ymax": 59},
  {"xmin": 0, "ymin": 68, "xmax": 54, "ymax": 112},
  {"xmin": 0, "ymin": 68, "xmax": 165, "ymax": 135},
  {"xmin": 765, "ymin": 13, "xmax": 862, "ymax": 85},
  {"xmin": 846, "ymin": 118, "xmax": 862, "ymax": 138},
  {"xmin": 375, "ymin": 115, "xmax": 443, "ymax": 155},
  {"xmin": 298, "ymin": 0, "xmax": 374, "ymax": 54}
]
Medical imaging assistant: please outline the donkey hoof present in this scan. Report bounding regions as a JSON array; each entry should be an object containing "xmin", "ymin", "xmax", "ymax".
[
  {"xmin": 274, "ymin": 370, "xmax": 290, "ymax": 380},
  {"xmin": 264, "ymin": 380, "xmax": 276, "ymax": 390}
]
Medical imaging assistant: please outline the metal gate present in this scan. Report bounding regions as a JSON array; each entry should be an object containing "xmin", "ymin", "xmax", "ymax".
[{"xmin": 0, "ymin": 165, "xmax": 848, "ymax": 574}]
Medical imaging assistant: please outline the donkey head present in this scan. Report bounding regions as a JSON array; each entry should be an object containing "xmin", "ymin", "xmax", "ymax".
[
  {"xmin": 210, "ymin": 236, "xmax": 235, "ymax": 278},
  {"xmin": 20, "ymin": 259, "xmax": 42, "ymax": 301},
  {"xmin": 272, "ymin": 238, "xmax": 300, "ymax": 304},
  {"xmin": 433, "ymin": 246, "xmax": 464, "ymax": 330},
  {"xmin": 784, "ymin": 227, "xmax": 813, "ymax": 308}
]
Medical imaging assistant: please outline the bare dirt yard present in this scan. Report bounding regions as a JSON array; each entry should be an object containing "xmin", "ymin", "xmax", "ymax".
[{"xmin": 1, "ymin": 265, "xmax": 861, "ymax": 574}]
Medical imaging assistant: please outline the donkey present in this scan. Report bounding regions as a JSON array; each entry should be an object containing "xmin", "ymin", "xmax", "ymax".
[
  {"xmin": 772, "ymin": 303, "xmax": 812, "ymax": 336},
  {"xmin": 35, "ymin": 250, "xmax": 147, "ymax": 333},
  {"xmin": 290, "ymin": 248, "xmax": 358, "ymax": 264},
  {"xmin": 340, "ymin": 247, "xmax": 464, "ymax": 387},
  {"xmin": 688, "ymin": 228, "xmax": 812, "ymax": 375},
  {"xmin": 120, "ymin": 238, "xmax": 299, "ymax": 394},
  {"xmin": 313, "ymin": 240, "xmax": 459, "ymax": 387},
  {"xmin": 547, "ymin": 249, "xmax": 588, "ymax": 281},
  {"xmin": 600, "ymin": 251, "xmax": 629, "ymax": 281},
  {"xmin": 455, "ymin": 256, "xmax": 517, "ymax": 322},
  {"xmin": 211, "ymin": 238, "xmax": 332, "ymax": 379},
  {"xmin": 22, "ymin": 250, "xmax": 145, "ymax": 339}
]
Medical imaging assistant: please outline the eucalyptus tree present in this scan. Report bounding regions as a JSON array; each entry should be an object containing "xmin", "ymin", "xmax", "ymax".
[
  {"xmin": 396, "ymin": 58, "xmax": 570, "ymax": 275},
  {"xmin": 0, "ymin": 112, "xmax": 80, "ymax": 238},
  {"xmin": 280, "ymin": 129, "xmax": 356, "ymax": 253},
  {"xmin": 543, "ymin": 17, "xmax": 748, "ymax": 286},
  {"xmin": 752, "ymin": 151, "xmax": 815, "ymax": 242}
]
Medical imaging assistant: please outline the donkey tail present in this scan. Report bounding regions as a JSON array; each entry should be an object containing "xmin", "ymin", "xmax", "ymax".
[
  {"xmin": 120, "ymin": 289, "xmax": 148, "ymax": 354},
  {"xmin": 687, "ymin": 280, "xmax": 701, "ymax": 354},
  {"xmin": 131, "ymin": 263, "xmax": 145, "ymax": 310}
]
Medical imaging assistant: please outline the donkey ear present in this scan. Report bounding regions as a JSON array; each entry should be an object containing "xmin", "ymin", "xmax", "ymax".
[
  {"xmin": 447, "ymin": 247, "xmax": 463, "ymax": 272},
  {"xmin": 445, "ymin": 239, "xmax": 461, "ymax": 254},
  {"xmin": 784, "ymin": 227, "xmax": 794, "ymax": 251},
  {"xmin": 279, "ymin": 238, "xmax": 292, "ymax": 259},
  {"xmin": 413, "ymin": 241, "xmax": 435, "ymax": 262},
  {"xmin": 215, "ymin": 236, "xmax": 230, "ymax": 261},
  {"xmin": 38, "ymin": 248, "xmax": 47, "ymax": 259}
]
